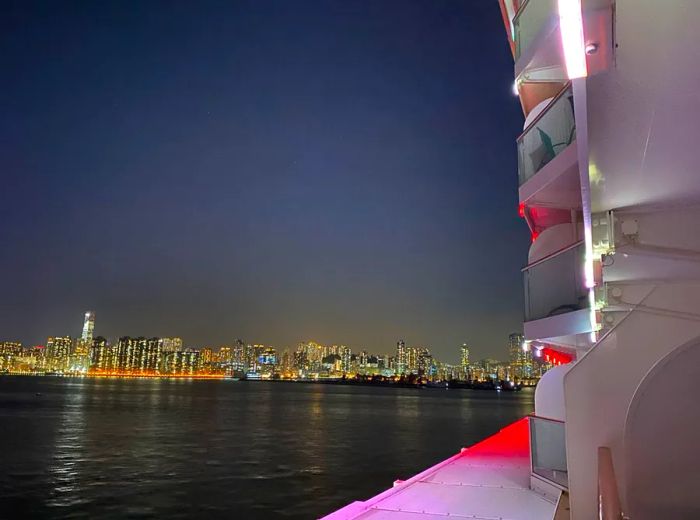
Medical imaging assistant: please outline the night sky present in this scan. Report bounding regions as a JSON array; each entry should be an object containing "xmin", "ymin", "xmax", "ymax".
[{"xmin": 1, "ymin": 1, "xmax": 527, "ymax": 362}]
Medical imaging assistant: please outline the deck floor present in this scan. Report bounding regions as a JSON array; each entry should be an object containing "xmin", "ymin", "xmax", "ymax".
[{"xmin": 322, "ymin": 418, "xmax": 558, "ymax": 520}]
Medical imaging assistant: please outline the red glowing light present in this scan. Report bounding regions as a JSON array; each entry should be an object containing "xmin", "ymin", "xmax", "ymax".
[
  {"xmin": 518, "ymin": 203, "xmax": 526, "ymax": 218},
  {"xmin": 541, "ymin": 347, "xmax": 573, "ymax": 365}
]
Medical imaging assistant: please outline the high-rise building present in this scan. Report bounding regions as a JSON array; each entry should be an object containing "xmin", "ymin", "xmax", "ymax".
[
  {"xmin": 89, "ymin": 336, "xmax": 111, "ymax": 372},
  {"xmin": 460, "ymin": 344, "xmax": 470, "ymax": 379},
  {"xmin": 340, "ymin": 346, "xmax": 352, "ymax": 373},
  {"xmin": 395, "ymin": 340, "xmax": 406, "ymax": 374},
  {"xmin": 164, "ymin": 349, "xmax": 201, "ymax": 375},
  {"xmin": 218, "ymin": 346, "xmax": 232, "ymax": 364},
  {"xmin": 46, "ymin": 336, "xmax": 73, "ymax": 371},
  {"xmin": 417, "ymin": 348, "xmax": 434, "ymax": 378},
  {"xmin": 405, "ymin": 346, "xmax": 420, "ymax": 375},
  {"xmin": 160, "ymin": 337, "xmax": 183, "ymax": 353},
  {"xmin": 114, "ymin": 337, "xmax": 162, "ymax": 374},
  {"xmin": 507, "ymin": 332, "xmax": 532, "ymax": 380},
  {"xmin": 201, "ymin": 347, "xmax": 214, "ymax": 364},
  {"xmin": 0, "ymin": 341, "xmax": 22, "ymax": 371},
  {"xmin": 81, "ymin": 311, "xmax": 95, "ymax": 342}
]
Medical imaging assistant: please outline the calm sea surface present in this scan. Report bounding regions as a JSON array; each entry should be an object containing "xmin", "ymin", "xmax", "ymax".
[{"xmin": 0, "ymin": 376, "xmax": 533, "ymax": 519}]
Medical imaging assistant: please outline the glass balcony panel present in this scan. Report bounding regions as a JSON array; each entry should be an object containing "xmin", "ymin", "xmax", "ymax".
[
  {"xmin": 523, "ymin": 242, "xmax": 587, "ymax": 322},
  {"xmin": 517, "ymin": 85, "xmax": 576, "ymax": 186},
  {"xmin": 530, "ymin": 415, "xmax": 568, "ymax": 488},
  {"xmin": 514, "ymin": 0, "xmax": 557, "ymax": 60}
]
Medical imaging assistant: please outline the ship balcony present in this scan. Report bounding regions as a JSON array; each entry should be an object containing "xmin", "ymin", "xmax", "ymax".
[
  {"xmin": 523, "ymin": 241, "xmax": 593, "ymax": 341},
  {"xmin": 513, "ymin": 0, "xmax": 568, "ymax": 83},
  {"xmin": 517, "ymin": 84, "xmax": 580, "ymax": 210}
]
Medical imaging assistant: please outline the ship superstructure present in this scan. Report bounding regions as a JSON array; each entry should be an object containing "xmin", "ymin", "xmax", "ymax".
[{"xmin": 323, "ymin": 1, "xmax": 700, "ymax": 518}]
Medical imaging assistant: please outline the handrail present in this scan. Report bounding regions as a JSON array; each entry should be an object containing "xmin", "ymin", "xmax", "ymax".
[
  {"xmin": 598, "ymin": 447, "xmax": 624, "ymax": 520},
  {"xmin": 517, "ymin": 82, "xmax": 572, "ymax": 142},
  {"xmin": 529, "ymin": 412, "xmax": 565, "ymax": 424},
  {"xmin": 522, "ymin": 240, "xmax": 584, "ymax": 272}
]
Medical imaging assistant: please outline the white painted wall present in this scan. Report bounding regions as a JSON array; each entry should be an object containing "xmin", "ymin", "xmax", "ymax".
[
  {"xmin": 564, "ymin": 284, "xmax": 700, "ymax": 519},
  {"xmin": 563, "ymin": 2, "xmax": 700, "ymax": 517},
  {"xmin": 585, "ymin": 0, "xmax": 700, "ymax": 212},
  {"xmin": 535, "ymin": 362, "xmax": 572, "ymax": 421},
  {"xmin": 625, "ymin": 338, "xmax": 700, "ymax": 519}
]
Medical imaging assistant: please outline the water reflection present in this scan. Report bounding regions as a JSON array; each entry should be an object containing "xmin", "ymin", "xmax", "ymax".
[{"xmin": 0, "ymin": 377, "xmax": 533, "ymax": 519}]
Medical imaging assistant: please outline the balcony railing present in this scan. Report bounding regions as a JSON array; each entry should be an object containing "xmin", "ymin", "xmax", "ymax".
[
  {"xmin": 513, "ymin": 0, "xmax": 557, "ymax": 60},
  {"xmin": 517, "ymin": 84, "xmax": 576, "ymax": 186},
  {"xmin": 523, "ymin": 241, "xmax": 588, "ymax": 322},
  {"xmin": 530, "ymin": 415, "xmax": 568, "ymax": 489}
]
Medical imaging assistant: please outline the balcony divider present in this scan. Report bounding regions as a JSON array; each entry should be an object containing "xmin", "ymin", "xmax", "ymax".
[{"xmin": 530, "ymin": 415, "xmax": 568, "ymax": 489}]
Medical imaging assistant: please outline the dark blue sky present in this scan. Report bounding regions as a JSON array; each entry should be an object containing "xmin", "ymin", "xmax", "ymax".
[{"xmin": 1, "ymin": 0, "xmax": 527, "ymax": 361}]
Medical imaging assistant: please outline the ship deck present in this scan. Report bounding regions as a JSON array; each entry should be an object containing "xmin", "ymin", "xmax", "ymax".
[{"xmin": 321, "ymin": 418, "xmax": 559, "ymax": 520}]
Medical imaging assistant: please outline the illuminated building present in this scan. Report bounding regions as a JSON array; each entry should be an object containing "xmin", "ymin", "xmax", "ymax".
[
  {"xmin": 358, "ymin": 350, "xmax": 368, "ymax": 368},
  {"xmin": 416, "ymin": 348, "xmax": 433, "ymax": 377},
  {"xmin": 81, "ymin": 311, "xmax": 95, "ymax": 342},
  {"xmin": 0, "ymin": 341, "xmax": 22, "ymax": 355},
  {"xmin": 295, "ymin": 341, "xmax": 324, "ymax": 375},
  {"xmin": 201, "ymin": 347, "xmax": 214, "ymax": 364},
  {"xmin": 258, "ymin": 347, "xmax": 277, "ymax": 377},
  {"xmin": 160, "ymin": 337, "xmax": 183, "ymax": 353},
  {"xmin": 279, "ymin": 348, "xmax": 293, "ymax": 373},
  {"xmin": 89, "ymin": 337, "xmax": 111, "ymax": 371},
  {"xmin": 244, "ymin": 343, "xmax": 257, "ymax": 372},
  {"xmin": 340, "ymin": 346, "xmax": 351, "ymax": 373},
  {"xmin": 459, "ymin": 344, "xmax": 470, "ymax": 379},
  {"xmin": 506, "ymin": 332, "xmax": 533, "ymax": 380},
  {"xmin": 12, "ymin": 346, "xmax": 44, "ymax": 373},
  {"xmin": 405, "ymin": 346, "xmax": 419, "ymax": 375},
  {"xmin": 0, "ymin": 341, "xmax": 22, "ymax": 371},
  {"xmin": 114, "ymin": 337, "xmax": 162, "ymax": 374},
  {"xmin": 46, "ymin": 336, "xmax": 73, "ymax": 371},
  {"xmin": 231, "ymin": 339, "xmax": 246, "ymax": 372},
  {"xmin": 395, "ymin": 340, "xmax": 406, "ymax": 374},
  {"xmin": 218, "ymin": 346, "xmax": 232, "ymax": 364},
  {"xmin": 164, "ymin": 348, "xmax": 202, "ymax": 375}
]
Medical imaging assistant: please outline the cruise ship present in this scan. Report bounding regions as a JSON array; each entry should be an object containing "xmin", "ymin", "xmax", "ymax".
[{"xmin": 323, "ymin": 0, "xmax": 700, "ymax": 518}]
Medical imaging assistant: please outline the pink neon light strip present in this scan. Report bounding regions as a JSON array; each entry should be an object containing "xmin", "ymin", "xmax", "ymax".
[{"xmin": 558, "ymin": 0, "xmax": 587, "ymax": 79}]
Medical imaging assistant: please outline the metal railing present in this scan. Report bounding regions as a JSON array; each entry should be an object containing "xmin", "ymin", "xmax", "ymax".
[
  {"xmin": 529, "ymin": 415, "xmax": 568, "ymax": 489},
  {"xmin": 598, "ymin": 447, "xmax": 624, "ymax": 520},
  {"xmin": 517, "ymin": 83, "xmax": 576, "ymax": 185},
  {"xmin": 523, "ymin": 241, "xmax": 588, "ymax": 322},
  {"xmin": 513, "ymin": 0, "xmax": 557, "ymax": 60}
]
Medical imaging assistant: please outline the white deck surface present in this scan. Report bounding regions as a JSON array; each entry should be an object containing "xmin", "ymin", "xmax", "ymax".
[{"xmin": 322, "ymin": 418, "xmax": 558, "ymax": 520}]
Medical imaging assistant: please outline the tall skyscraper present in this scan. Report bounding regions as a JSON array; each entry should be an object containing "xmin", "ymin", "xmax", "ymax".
[
  {"xmin": 81, "ymin": 311, "xmax": 95, "ymax": 342},
  {"xmin": 507, "ymin": 332, "xmax": 531, "ymax": 380},
  {"xmin": 460, "ymin": 344, "xmax": 470, "ymax": 379},
  {"xmin": 396, "ymin": 340, "xmax": 406, "ymax": 375},
  {"xmin": 232, "ymin": 339, "xmax": 246, "ymax": 372}
]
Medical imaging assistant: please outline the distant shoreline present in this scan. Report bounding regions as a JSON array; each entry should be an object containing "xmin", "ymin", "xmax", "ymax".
[{"xmin": 0, "ymin": 372, "xmax": 529, "ymax": 391}]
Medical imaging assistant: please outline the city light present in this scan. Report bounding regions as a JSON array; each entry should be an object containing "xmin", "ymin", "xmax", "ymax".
[{"xmin": 0, "ymin": 312, "xmax": 565, "ymax": 387}]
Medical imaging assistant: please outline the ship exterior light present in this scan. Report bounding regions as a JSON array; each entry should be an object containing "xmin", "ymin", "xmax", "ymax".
[{"xmin": 558, "ymin": 0, "xmax": 587, "ymax": 79}]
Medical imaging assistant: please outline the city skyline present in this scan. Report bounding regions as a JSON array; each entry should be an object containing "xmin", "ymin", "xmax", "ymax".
[
  {"xmin": 1, "ymin": 311, "xmax": 557, "ymax": 382},
  {"xmin": 5, "ymin": 308, "xmax": 521, "ymax": 365},
  {"xmin": 1, "ymin": 1, "xmax": 528, "ymax": 360}
]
